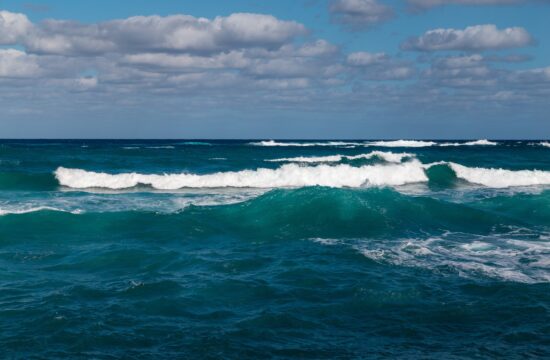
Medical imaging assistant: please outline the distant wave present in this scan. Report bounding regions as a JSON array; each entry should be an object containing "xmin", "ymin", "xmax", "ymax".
[
  {"xmin": 249, "ymin": 140, "xmax": 362, "ymax": 147},
  {"xmin": 366, "ymin": 140, "xmax": 437, "ymax": 148},
  {"xmin": 55, "ymin": 160, "xmax": 550, "ymax": 190},
  {"xmin": 440, "ymin": 139, "xmax": 498, "ymax": 147},
  {"xmin": 250, "ymin": 139, "xmax": 499, "ymax": 148},
  {"xmin": 178, "ymin": 141, "xmax": 212, "ymax": 146},
  {"xmin": 266, "ymin": 151, "xmax": 413, "ymax": 164},
  {"xmin": 540, "ymin": 142, "xmax": 550, "ymax": 148}
]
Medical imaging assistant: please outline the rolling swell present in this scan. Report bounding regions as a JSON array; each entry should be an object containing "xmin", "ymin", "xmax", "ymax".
[
  {"xmin": 0, "ymin": 171, "xmax": 58, "ymax": 191},
  {"xmin": 1, "ymin": 187, "xmax": 539, "ymax": 240}
]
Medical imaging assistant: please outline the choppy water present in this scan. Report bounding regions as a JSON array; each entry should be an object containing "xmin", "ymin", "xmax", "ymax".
[{"xmin": 1, "ymin": 139, "xmax": 549, "ymax": 358}]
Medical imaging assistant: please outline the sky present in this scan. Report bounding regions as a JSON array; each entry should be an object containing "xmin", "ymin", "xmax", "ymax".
[{"xmin": 0, "ymin": 0, "xmax": 549, "ymax": 139}]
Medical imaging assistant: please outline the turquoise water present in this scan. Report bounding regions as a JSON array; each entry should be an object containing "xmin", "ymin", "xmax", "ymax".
[{"xmin": 0, "ymin": 140, "xmax": 549, "ymax": 358}]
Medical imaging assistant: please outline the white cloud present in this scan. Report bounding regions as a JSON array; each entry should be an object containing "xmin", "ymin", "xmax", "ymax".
[
  {"xmin": 74, "ymin": 76, "xmax": 98, "ymax": 90},
  {"xmin": 21, "ymin": 13, "xmax": 307, "ymax": 56},
  {"xmin": 329, "ymin": 0, "xmax": 394, "ymax": 30},
  {"xmin": 401, "ymin": 24, "xmax": 533, "ymax": 51},
  {"xmin": 347, "ymin": 52, "xmax": 415, "ymax": 80},
  {"xmin": 347, "ymin": 52, "xmax": 388, "ymax": 66},
  {"xmin": 0, "ymin": 49, "xmax": 41, "ymax": 77},
  {"xmin": 0, "ymin": 11, "xmax": 32, "ymax": 45}
]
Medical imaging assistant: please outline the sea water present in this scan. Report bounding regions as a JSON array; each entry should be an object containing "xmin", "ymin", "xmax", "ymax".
[{"xmin": 0, "ymin": 140, "xmax": 549, "ymax": 358}]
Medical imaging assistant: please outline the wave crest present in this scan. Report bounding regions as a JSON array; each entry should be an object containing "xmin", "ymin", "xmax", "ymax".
[
  {"xmin": 55, "ymin": 162, "xmax": 428, "ymax": 190},
  {"xmin": 266, "ymin": 151, "xmax": 413, "ymax": 164}
]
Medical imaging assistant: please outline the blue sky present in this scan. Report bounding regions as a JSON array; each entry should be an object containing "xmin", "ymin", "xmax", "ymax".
[{"xmin": 0, "ymin": 0, "xmax": 548, "ymax": 138}]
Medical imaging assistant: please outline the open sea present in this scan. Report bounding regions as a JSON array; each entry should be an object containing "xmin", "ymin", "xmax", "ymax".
[{"xmin": 0, "ymin": 139, "xmax": 549, "ymax": 359}]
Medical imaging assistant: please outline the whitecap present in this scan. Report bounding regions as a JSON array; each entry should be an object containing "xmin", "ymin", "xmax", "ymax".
[
  {"xmin": 440, "ymin": 139, "xmax": 498, "ymax": 147},
  {"xmin": 447, "ymin": 162, "xmax": 550, "ymax": 188},
  {"xmin": 366, "ymin": 140, "xmax": 437, "ymax": 148},
  {"xmin": 266, "ymin": 151, "xmax": 413, "ymax": 164},
  {"xmin": 0, "ymin": 206, "xmax": 82, "ymax": 216},
  {"xmin": 55, "ymin": 161, "xmax": 429, "ymax": 190}
]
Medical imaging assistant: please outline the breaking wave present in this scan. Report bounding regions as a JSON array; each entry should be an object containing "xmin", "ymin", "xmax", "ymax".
[
  {"xmin": 54, "ymin": 161, "xmax": 429, "ymax": 190},
  {"xmin": 250, "ymin": 140, "xmax": 499, "ymax": 148},
  {"xmin": 366, "ymin": 140, "xmax": 437, "ymax": 147},
  {"xmin": 440, "ymin": 139, "xmax": 498, "ymax": 146},
  {"xmin": 448, "ymin": 163, "xmax": 550, "ymax": 188},
  {"xmin": 54, "ymin": 160, "xmax": 550, "ymax": 190},
  {"xmin": 249, "ymin": 140, "xmax": 363, "ymax": 147},
  {"xmin": 266, "ymin": 151, "xmax": 413, "ymax": 164}
]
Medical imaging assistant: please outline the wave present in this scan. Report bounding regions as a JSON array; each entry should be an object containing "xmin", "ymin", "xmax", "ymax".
[
  {"xmin": 366, "ymin": 140, "xmax": 437, "ymax": 148},
  {"xmin": 53, "ymin": 160, "xmax": 550, "ymax": 190},
  {"xmin": 0, "ymin": 172, "xmax": 58, "ymax": 190},
  {"xmin": 540, "ymin": 142, "xmax": 550, "ymax": 148},
  {"xmin": 0, "ymin": 206, "xmax": 82, "ymax": 216},
  {"xmin": 54, "ymin": 162, "xmax": 429, "ymax": 190},
  {"xmin": 178, "ymin": 141, "xmax": 212, "ymax": 146},
  {"xmin": 266, "ymin": 151, "xmax": 413, "ymax": 164},
  {"xmin": 249, "ymin": 140, "xmax": 362, "ymax": 147},
  {"xmin": 440, "ymin": 139, "xmax": 498, "ymax": 147},
  {"xmin": 249, "ymin": 139, "xmax": 501, "ymax": 148},
  {"xmin": 448, "ymin": 163, "xmax": 550, "ymax": 188}
]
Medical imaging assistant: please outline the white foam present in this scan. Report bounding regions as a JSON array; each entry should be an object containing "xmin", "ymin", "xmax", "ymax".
[
  {"xmin": 440, "ymin": 139, "xmax": 498, "ymax": 146},
  {"xmin": 249, "ymin": 140, "xmax": 364, "ymax": 147},
  {"xmin": 0, "ymin": 206, "xmax": 82, "ymax": 216},
  {"xmin": 540, "ymin": 142, "xmax": 550, "ymax": 148},
  {"xmin": 267, "ymin": 151, "xmax": 413, "ymax": 164},
  {"xmin": 366, "ymin": 140, "xmax": 437, "ymax": 148},
  {"xmin": 55, "ymin": 161, "xmax": 429, "ymax": 190},
  {"xmin": 146, "ymin": 146, "xmax": 175, "ymax": 149},
  {"xmin": 0, "ymin": 189, "xmax": 266, "ymax": 215},
  {"xmin": 448, "ymin": 162, "xmax": 550, "ymax": 188},
  {"xmin": 354, "ymin": 233, "xmax": 550, "ymax": 283}
]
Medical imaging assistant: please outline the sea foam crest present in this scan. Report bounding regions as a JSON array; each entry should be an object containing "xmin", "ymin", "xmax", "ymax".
[
  {"xmin": 0, "ymin": 206, "xmax": 82, "ymax": 216},
  {"xmin": 266, "ymin": 151, "xmax": 413, "ymax": 163},
  {"xmin": 365, "ymin": 140, "xmax": 437, "ymax": 147},
  {"xmin": 448, "ymin": 163, "xmax": 550, "ymax": 188},
  {"xmin": 440, "ymin": 139, "xmax": 498, "ymax": 147},
  {"xmin": 55, "ymin": 161, "xmax": 428, "ymax": 190},
  {"xmin": 249, "ymin": 140, "xmax": 363, "ymax": 147}
]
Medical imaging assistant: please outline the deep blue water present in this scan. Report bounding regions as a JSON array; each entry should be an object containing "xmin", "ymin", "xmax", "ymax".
[{"xmin": 0, "ymin": 139, "xmax": 549, "ymax": 359}]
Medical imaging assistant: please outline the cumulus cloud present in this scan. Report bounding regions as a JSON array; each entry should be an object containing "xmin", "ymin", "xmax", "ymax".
[
  {"xmin": 0, "ymin": 11, "xmax": 307, "ymax": 56},
  {"xmin": 347, "ymin": 52, "xmax": 388, "ymax": 66},
  {"xmin": 0, "ymin": 8, "xmax": 548, "ymax": 129},
  {"xmin": 0, "ymin": 10, "xmax": 32, "ymax": 44},
  {"xmin": 347, "ymin": 51, "xmax": 415, "ymax": 80},
  {"xmin": 0, "ymin": 49, "xmax": 41, "ymax": 77},
  {"xmin": 401, "ymin": 24, "xmax": 533, "ymax": 51},
  {"xmin": 422, "ymin": 54, "xmax": 498, "ymax": 87},
  {"xmin": 329, "ymin": 0, "xmax": 394, "ymax": 30}
]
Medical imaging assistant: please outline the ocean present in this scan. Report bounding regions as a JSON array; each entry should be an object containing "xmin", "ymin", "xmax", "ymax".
[{"xmin": 0, "ymin": 139, "xmax": 549, "ymax": 358}]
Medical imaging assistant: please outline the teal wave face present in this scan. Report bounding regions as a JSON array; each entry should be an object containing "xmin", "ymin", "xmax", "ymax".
[{"xmin": 0, "ymin": 140, "xmax": 549, "ymax": 358}]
